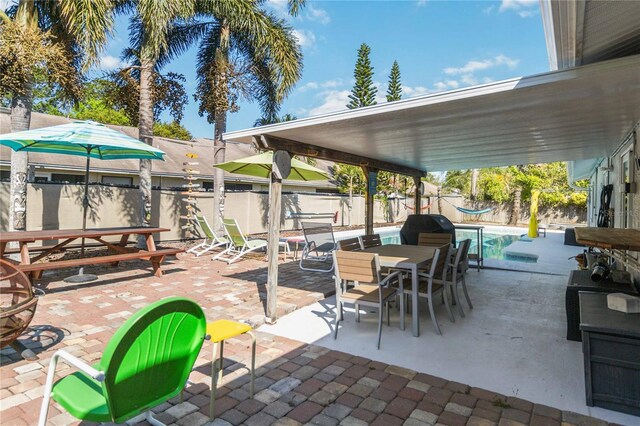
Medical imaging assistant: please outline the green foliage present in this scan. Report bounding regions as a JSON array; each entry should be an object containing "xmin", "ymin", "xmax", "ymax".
[
  {"xmin": 153, "ymin": 121, "xmax": 192, "ymax": 140},
  {"xmin": 72, "ymin": 97, "xmax": 131, "ymax": 125},
  {"xmin": 444, "ymin": 163, "xmax": 587, "ymax": 208},
  {"xmin": 423, "ymin": 172, "xmax": 442, "ymax": 186},
  {"xmin": 347, "ymin": 43, "xmax": 377, "ymax": 109},
  {"xmin": 332, "ymin": 164, "xmax": 365, "ymax": 195},
  {"xmin": 107, "ymin": 69, "xmax": 188, "ymax": 126},
  {"xmin": 0, "ymin": 15, "xmax": 81, "ymax": 104},
  {"xmin": 386, "ymin": 60, "xmax": 402, "ymax": 102},
  {"xmin": 443, "ymin": 170, "xmax": 471, "ymax": 195}
]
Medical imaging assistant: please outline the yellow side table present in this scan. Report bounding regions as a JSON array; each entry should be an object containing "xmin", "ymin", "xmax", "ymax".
[{"xmin": 206, "ymin": 319, "xmax": 256, "ymax": 420}]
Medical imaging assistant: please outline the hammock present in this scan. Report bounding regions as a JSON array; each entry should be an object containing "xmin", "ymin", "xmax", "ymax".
[
  {"xmin": 438, "ymin": 196, "xmax": 493, "ymax": 215},
  {"xmin": 456, "ymin": 206, "xmax": 492, "ymax": 215}
]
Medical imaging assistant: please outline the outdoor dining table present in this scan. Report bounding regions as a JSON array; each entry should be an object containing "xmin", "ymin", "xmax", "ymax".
[
  {"xmin": 0, "ymin": 227, "xmax": 176, "ymax": 278},
  {"xmin": 361, "ymin": 244, "xmax": 437, "ymax": 337}
]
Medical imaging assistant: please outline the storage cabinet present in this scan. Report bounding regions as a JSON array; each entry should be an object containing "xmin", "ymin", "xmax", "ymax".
[{"xmin": 580, "ymin": 292, "xmax": 640, "ymax": 416}]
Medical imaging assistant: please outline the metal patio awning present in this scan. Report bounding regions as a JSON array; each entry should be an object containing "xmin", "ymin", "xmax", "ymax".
[{"xmin": 224, "ymin": 54, "xmax": 640, "ymax": 173}]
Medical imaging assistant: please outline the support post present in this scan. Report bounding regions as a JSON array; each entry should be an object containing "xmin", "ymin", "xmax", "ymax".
[
  {"xmin": 413, "ymin": 175, "xmax": 422, "ymax": 214},
  {"xmin": 265, "ymin": 151, "xmax": 290, "ymax": 323},
  {"xmin": 363, "ymin": 167, "xmax": 377, "ymax": 235}
]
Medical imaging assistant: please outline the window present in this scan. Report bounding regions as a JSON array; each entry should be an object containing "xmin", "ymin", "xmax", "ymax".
[
  {"xmin": 202, "ymin": 181, "xmax": 213, "ymax": 191},
  {"xmin": 226, "ymin": 183, "xmax": 252, "ymax": 191},
  {"xmin": 0, "ymin": 170, "xmax": 9, "ymax": 182},
  {"xmin": 34, "ymin": 176, "xmax": 48, "ymax": 183},
  {"xmin": 102, "ymin": 175, "xmax": 133, "ymax": 186},
  {"xmin": 51, "ymin": 173, "xmax": 85, "ymax": 184},
  {"xmin": 621, "ymin": 151, "xmax": 631, "ymax": 228}
]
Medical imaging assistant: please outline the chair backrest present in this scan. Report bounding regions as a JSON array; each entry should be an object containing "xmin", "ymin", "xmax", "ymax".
[
  {"xmin": 338, "ymin": 237, "xmax": 362, "ymax": 252},
  {"xmin": 359, "ymin": 234, "xmax": 382, "ymax": 249},
  {"xmin": 99, "ymin": 297, "xmax": 206, "ymax": 423},
  {"xmin": 222, "ymin": 218, "xmax": 247, "ymax": 248},
  {"xmin": 195, "ymin": 214, "xmax": 215, "ymax": 240},
  {"xmin": 418, "ymin": 232, "xmax": 452, "ymax": 247},
  {"xmin": 456, "ymin": 238, "xmax": 472, "ymax": 273},
  {"xmin": 301, "ymin": 221, "xmax": 335, "ymax": 248},
  {"xmin": 333, "ymin": 250, "xmax": 381, "ymax": 284},
  {"xmin": 425, "ymin": 243, "xmax": 451, "ymax": 279}
]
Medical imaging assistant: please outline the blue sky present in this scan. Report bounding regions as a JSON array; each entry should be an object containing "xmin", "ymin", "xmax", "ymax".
[{"xmin": 93, "ymin": 0, "xmax": 547, "ymax": 138}]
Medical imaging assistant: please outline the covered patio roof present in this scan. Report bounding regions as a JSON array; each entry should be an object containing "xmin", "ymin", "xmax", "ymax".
[{"xmin": 224, "ymin": 54, "xmax": 640, "ymax": 173}]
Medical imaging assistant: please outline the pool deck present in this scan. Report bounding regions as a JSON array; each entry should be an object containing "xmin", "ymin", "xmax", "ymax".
[{"xmin": 2, "ymin": 232, "xmax": 632, "ymax": 426}]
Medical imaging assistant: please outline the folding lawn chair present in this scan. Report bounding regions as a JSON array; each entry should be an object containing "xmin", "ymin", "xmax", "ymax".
[
  {"xmin": 187, "ymin": 214, "xmax": 229, "ymax": 256},
  {"xmin": 299, "ymin": 221, "xmax": 338, "ymax": 272},
  {"xmin": 213, "ymin": 218, "xmax": 289, "ymax": 264}
]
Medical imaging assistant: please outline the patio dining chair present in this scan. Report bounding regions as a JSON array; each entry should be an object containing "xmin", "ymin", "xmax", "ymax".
[
  {"xmin": 417, "ymin": 232, "xmax": 452, "ymax": 247},
  {"xmin": 187, "ymin": 214, "xmax": 229, "ymax": 256},
  {"xmin": 38, "ymin": 297, "xmax": 206, "ymax": 426},
  {"xmin": 359, "ymin": 234, "xmax": 382, "ymax": 249},
  {"xmin": 338, "ymin": 237, "xmax": 362, "ymax": 252},
  {"xmin": 333, "ymin": 250, "xmax": 403, "ymax": 349},
  {"xmin": 213, "ymin": 218, "xmax": 289, "ymax": 264},
  {"xmin": 433, "ymin": 239, "xmax": 473, "ymax": 318},
  {"xmin": 404, "ymin": 243, "xmax": 455, "ymax": 335},
  {"xmin": 299, "ymin": 221, "xmax": 338, "ymax": 272}
]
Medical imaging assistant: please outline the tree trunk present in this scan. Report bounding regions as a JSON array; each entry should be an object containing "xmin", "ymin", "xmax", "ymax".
[
  {"xmin": 470, "ymin": 169, "xmax": 478, "ymax": 201},
  {"xmin": 509, "ymin": 186, "xmax": 522, "ymax": 225},
  {"xmin": 138, "ymin": 59, "xmax": 154, "ymax": 246},
  {"xmin": 9, "ymin": 90, "xmax": 32, "ymax": 233},
  {"xmin": 212, "ymin": 113, "xmax": 227, "ymax": 232},
  {"xmin": 437, "ymin": 186, "xmax": 443, "ymax": 214}
]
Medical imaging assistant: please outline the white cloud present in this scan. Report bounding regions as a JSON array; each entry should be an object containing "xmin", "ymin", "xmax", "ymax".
[
  {"xmin": 98, "ymin": 54, "xmax": 125, "ymax": 70},
  {"xmin": 306, "ymin": 5, "xmax": 331, "ymax": 25},
  {"xmin": 416, "ymin": 0, "xmax": 428, "ymax": 6},
  {"xmin": 292, "ymin": 29, "xmax": 316, "ymax": 48},
  {"xmin": 443, "ymin": 54, "xmax": 519, "ymax": 75},
  {"xmin": 309, "ymin": 90, "xmax": 352, "ymax": 115},
  {"xmin": 403, "ymin": 85, "xmax": 432, "ymax": 97},
  {"xmin": 499, "ymin": 0, "xmax": 539, "ymax": 18}
]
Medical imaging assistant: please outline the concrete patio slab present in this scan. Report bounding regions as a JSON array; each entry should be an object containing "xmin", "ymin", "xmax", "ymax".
[{"xmin": 259, "ymin": 269, "xmax": 638, "ymax": 425}]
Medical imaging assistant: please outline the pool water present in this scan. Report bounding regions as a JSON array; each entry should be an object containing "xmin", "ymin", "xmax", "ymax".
[{"xmin": 378, "ymin": 229, "xmax": 536, "ymax": 263}]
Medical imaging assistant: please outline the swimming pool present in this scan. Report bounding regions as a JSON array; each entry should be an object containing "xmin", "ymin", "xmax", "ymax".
[{"xmin": 376, "ymin": 228, "xmax": 535, "ymax": 263}]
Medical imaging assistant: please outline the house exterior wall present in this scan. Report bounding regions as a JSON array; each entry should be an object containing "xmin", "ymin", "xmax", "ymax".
[{"xmin": 586, "ymin": 124, "xmax": 639, "ymax": 282}]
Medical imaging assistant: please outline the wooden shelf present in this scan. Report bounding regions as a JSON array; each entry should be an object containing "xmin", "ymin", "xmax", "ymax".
[{"xmin": 575, "ymin": 227, "xmax": 640, "ymax": 273}]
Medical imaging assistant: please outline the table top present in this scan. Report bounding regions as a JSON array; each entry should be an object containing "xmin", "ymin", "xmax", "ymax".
[
  {"xmin": 362, "ymin": 244, "xmax": 437, "ymax": 268},
  {"xmin": 0, "ymin": 227, "xmax": 170, "ymax": 244},
  {"xmin": 574, "ymin": 227, "xmax": 640, "ymax": 251},
  {"xmin": 579, "ymin": 292, "xmax": 640, "ymax": 338}
]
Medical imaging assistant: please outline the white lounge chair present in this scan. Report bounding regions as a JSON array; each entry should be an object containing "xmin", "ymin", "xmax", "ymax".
[
  {"xmin": 213, "ymin": 218, "xmax": 289, "ymax": 264},
  {"xmin": 187, "ymin": 214, "xmax": 229, "ymax": 256}
]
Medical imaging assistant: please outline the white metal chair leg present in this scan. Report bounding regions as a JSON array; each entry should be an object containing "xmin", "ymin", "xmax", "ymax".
[
  {"xmin": 145, "ymin": 411, "xmax": 166, "ymax": 426},
  {"xmin": 248, "ymin": 331, "xmax": 256, "ymax": 398}
]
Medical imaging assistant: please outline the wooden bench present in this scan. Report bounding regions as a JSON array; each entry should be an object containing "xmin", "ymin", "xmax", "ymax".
[{"xmin": 18, "ymin": 248, "xmax": 183, "ymax": 278}]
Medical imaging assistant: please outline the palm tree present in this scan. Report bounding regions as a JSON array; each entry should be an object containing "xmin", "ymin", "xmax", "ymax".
[
  {"xmin": 116, "ymin": 1, "xmax": 194, "ymax": 239},
  {"xmin": 1, "ymin": 0, "xmax": 113, "ymax": 233},
  {"xmin": 161, "ymin": 0, "xmax": 304, "ymax": 230}
]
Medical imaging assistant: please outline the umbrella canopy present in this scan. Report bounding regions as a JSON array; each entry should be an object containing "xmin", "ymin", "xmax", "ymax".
[
  {"xmin": 214, "ymin": 151, "xmax": 328, "ymax": 181},
  {"xmin": 0, "ymin": 120, "xmax": 165, "ymax": 160}
]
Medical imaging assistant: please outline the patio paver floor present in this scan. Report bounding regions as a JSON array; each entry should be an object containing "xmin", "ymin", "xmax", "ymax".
[{"xmin": 0, "ymin": 250, "xmax": 620, "ymax": 425}]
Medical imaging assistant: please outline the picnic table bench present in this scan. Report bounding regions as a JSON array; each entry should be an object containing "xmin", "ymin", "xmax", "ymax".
[{"xmin": 0, "ymin": 227, "xmax": 182, "ymax": 279}]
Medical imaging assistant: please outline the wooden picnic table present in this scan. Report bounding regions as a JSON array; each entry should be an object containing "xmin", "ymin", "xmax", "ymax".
[
  {"xmin": 362, "ymin": 244, "xmax": 438, "ymax": 337},
  {"xmin": 0, "ymin": 227, "xmax": 181, "ymax": 278}
]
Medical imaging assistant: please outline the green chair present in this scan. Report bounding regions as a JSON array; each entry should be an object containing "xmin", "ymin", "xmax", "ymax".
[
  {"xmin": 213, "ymin": 218, "xmax": 289, "ymax": 264},
  {"xmin": 38, "ymin": 297, "xmax": 207, "ymax": 426},
  {"xmin": 187, "ymin": 214, "xmax": 229, "ymax": 256}
]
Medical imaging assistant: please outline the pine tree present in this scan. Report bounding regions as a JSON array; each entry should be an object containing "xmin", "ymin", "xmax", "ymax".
[
  {"xmin": 386, "ymin": 60, "xmax": 402, "ymax": 102},
  {"xmin": 347, "ymin": 43, "xmax": 377, "ymax": 109}
]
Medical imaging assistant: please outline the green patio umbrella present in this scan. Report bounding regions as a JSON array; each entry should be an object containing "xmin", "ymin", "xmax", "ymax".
[
  {"xmin": 0, "ymin": 120, "xmax": 165, "ymax": 282},
  {"xmin": 214, "ymin": 151, "xmax": 328, "ymax": 181}
]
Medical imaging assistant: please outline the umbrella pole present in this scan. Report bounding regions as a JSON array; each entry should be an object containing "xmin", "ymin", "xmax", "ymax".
[{"xmin": 64, "ymin": 149, "xmax": 98, "ymax": 283}]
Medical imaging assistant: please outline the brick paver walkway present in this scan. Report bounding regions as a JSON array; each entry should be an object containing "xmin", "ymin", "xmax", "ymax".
[{"xmin": 0, "ymin": 251, "xmax": 613, "ymax": 425}]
